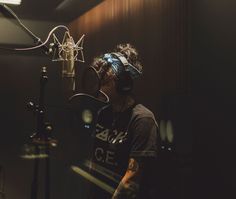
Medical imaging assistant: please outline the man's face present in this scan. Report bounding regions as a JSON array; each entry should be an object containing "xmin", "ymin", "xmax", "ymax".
[{"xmin": 100, "ymin": 76, "xmax": 119, "ymax": 102}]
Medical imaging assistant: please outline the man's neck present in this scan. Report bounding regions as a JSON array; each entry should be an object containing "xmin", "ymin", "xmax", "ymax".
[{"xmin": 112, "ymin": 95, "xmax": 135, "ymax": 113}]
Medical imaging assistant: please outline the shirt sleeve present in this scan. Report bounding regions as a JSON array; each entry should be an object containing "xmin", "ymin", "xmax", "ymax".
[{"xmin": 129, "ymin": 117, "xmax": 158, "ymax": 158}]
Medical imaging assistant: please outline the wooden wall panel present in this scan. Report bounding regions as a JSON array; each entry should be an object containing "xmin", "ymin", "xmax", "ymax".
[{"xmin": 69, "ymin": 0, "xmax": 189, "ymax": 115}]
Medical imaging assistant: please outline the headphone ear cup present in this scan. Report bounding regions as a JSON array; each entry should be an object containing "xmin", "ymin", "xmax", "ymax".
[{"xmin": 116, "ymin": 71, "xmax": 133, "ymax": 94}]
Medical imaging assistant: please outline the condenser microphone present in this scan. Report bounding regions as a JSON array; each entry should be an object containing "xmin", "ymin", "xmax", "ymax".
[{"xmin": 62, "ymin": 36, "xmax": 75, "ymax": 92}]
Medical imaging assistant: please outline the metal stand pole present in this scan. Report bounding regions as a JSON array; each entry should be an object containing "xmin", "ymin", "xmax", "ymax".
[{"xmin": 28, "ymin": 66, "xmax": 56, "ymax": 199}]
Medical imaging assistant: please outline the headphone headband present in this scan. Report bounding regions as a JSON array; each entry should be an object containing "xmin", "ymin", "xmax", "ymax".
[{"xmin": 103, "ymin": 53, "xmax": 142, "ymax": 79}]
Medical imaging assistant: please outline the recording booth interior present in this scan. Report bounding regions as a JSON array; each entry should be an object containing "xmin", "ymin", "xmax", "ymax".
[{"xmin": 6, "ymin": 0, "xmax": 235, "ymax": 199}]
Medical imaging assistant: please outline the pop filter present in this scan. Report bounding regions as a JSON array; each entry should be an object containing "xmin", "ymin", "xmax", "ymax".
[{"xmin": 81, "ymin": 67, "xmax": 100, "ymax": 97}]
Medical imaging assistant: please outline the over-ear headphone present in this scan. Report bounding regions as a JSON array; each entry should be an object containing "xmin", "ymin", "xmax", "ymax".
[
  {"xmin": 102, "ymin": 52, "xmax": 142, "ymax": 94},
  {"xmin": 81, "ymin": 52, "xmax": 142, "ymax": 97}
]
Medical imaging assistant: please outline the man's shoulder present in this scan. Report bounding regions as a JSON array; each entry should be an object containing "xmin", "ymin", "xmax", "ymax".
[
  {"xmin": 131, "ymin": 104, "xmax": 158, "ymax": 127},
  {"xmin": 132, "ymin": 104, "xmax": 156, "ymax": 119}
]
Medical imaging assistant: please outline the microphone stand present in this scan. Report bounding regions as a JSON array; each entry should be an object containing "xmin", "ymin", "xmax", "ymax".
[{"xmin": 27, "ymin": 66, "xmax": 56, "ymax": 199}]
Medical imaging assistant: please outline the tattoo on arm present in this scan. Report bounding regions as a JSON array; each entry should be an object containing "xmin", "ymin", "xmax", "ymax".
[
  {"xmin": 112, "ymin": 158, "xmax": 141, "ymax": 199},
  {"xmin": 112, "ymin": 181, "xmax": 139, "ymax": 199},
  {"xmin": 128, "ymin": 158, "xmax": 139, "ymax": 172}
]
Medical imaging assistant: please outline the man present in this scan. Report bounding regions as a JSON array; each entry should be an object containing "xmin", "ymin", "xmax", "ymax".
[{"xmin": 84, "ymin": 43, "xmax": 159, "ymax": 199}]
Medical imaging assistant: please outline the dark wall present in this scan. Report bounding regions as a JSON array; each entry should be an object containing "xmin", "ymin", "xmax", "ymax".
[
  {"xmin": 69, "ymin": 0, "xmax": 191, "ymax": 198},
  {"xmin": 191, "ymin": 0, "xmax": 236, "ymax": 198},
  {"xmin": 69, "ymin": 0, "xmax": 190, "ymax": 113},
  {"xmin": 0, "ymin": 0, "xmax": 192, "ymax": 199},
  {"xmin": 0, "ymin": 53, "xmax": 73, "ymax": 199},
  {"xmin": 0, "ymin": 18, "xmax": 75, "ymax": 198},
  {"xmin": 69, "ymin": 0, "xmax": 191, "ymax": 152}
]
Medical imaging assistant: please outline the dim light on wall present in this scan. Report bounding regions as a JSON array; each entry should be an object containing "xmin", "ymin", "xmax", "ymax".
[
  {"xmin": 166, "ymin": 120, "xmax": 174, "ymax": 143},
  {"xmin": 0, "ymin": 0, "xmax": 21, "ymax": 5},
  {"xmin": 69, "ymin": 0, "xmax": 148, "ymax": 36}
]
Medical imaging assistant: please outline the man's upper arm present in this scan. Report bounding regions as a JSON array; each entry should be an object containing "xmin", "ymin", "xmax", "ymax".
[
  {"xmin": 129, "ymin": 116, "xmax": 158, "ymax": 159},
  {"xmin": 112, "ymin": 116, "xmax": 159, "ymax": 199}
]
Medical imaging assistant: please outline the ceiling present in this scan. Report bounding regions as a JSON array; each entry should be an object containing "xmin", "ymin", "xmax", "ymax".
[{"xmin": 0, "ymin": 0, "xmax": 103, "ymax": 22}]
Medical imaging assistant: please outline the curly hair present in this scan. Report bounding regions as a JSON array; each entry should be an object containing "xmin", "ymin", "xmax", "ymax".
[{"xmin": 115, "ymin": 43, "xmax": 143, "ymax": 72}]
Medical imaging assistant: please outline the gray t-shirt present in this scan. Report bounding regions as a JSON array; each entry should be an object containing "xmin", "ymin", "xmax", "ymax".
[{"xmin": 88, "ymin": 103, "xmax": 159, "ymax": 199}]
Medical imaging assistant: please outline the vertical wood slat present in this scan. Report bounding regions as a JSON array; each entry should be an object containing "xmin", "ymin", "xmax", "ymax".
[{"xmin": 69, "ymin": 0, "xmax": 189, "ymax": 110}]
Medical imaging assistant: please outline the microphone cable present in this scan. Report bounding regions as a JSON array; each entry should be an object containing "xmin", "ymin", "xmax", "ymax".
[{"xmin": 0, "ymin": 4, "xmax": 70, "ymax": 52}]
